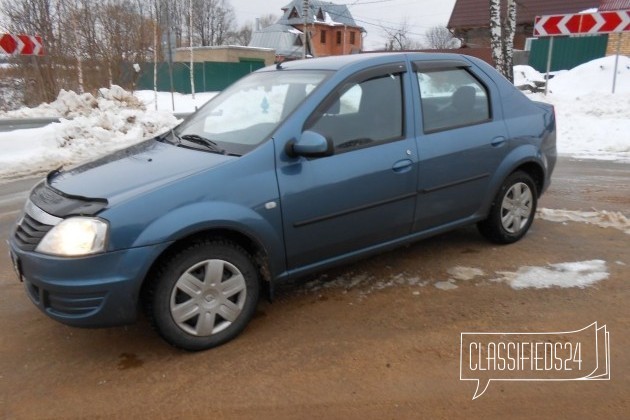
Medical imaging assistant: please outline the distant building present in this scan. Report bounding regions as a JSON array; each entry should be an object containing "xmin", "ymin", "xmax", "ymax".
[
  {"xmin": 249, "ymin": 0, "xmax": 365, "ymax": 61},
  {"xmin": 174, "ymin": 46, "xmax": 275, "ymax": 66}
]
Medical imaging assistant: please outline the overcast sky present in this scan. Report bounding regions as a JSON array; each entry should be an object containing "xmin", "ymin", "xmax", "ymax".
[{"xmin": 229, "ymin": 0, "xmax": 457, "ymax": 50}]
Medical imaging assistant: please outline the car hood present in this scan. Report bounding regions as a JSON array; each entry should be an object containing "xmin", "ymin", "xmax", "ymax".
[{"xmin": 47, "ymin": 139, "xmax": 235, "ymax": 204}]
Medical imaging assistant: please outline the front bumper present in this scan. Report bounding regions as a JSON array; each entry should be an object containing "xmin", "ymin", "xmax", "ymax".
[{"xmin": 9, "ymin": 238, "xmax": 170, "ymax": 327}]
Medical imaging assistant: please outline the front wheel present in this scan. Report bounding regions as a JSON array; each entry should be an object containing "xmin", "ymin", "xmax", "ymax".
[
  {"xmin": 145, "ymin": 240, "xmax": 260, "ymax": 351},
  {"xmin": 477, "ymin": 171, "xmax": 538, "ymax": 244}
]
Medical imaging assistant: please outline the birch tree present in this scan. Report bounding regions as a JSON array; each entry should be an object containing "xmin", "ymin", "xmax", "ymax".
[{"xmin": 489, "ymin": 0, "xmax": 517, "ymax": 82}]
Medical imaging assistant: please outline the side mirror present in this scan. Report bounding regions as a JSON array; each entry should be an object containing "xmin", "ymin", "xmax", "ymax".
[{"xmin": 286, "ymin": 131, "xmax": 334, "ymax": 158}]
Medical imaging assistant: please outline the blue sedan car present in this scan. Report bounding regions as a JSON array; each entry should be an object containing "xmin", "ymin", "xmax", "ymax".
[{"xmin": 9, "ymin": 53, "xmax": 556, "ymax": 350}]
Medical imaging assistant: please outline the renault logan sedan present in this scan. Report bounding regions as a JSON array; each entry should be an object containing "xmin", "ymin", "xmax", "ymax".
[{"xmin": 9, "ymin": 53, "xmax": 556, "ymax": 350}]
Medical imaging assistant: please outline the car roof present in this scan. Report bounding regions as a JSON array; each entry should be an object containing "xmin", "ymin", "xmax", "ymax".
[{"xmin": 262, "ymin": 52, "xmax": 474, "ymax": 72}]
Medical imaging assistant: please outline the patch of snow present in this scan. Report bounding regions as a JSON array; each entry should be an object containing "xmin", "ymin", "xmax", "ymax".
[
  {"xmin": 434, "ymin": 280, "xmax": 458, "ymax": 290},
  {"xmin": 494, "ymin": 260, "xmax": 609, "ymax": 289},
  {"xmin": 537, "ymin": 208, "xmax": 630, "ymax": 234},
  {"xmin": 447, "ymin": 266, "xmax": 485, "ymax": 281},
  {"xmin": 302, "ymin": 271, "xmax": 428, "ymax": 298},
  {"xmin": 324, "ymin": 12, "xmax": 342, "ymax": 26}
]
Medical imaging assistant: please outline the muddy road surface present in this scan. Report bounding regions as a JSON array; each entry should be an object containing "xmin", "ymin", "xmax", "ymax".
[{"xmin": 1, "ymin": 158, "xmax": 628, "ymax": 419}]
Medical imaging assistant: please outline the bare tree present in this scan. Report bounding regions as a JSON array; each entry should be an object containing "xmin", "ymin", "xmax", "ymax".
[
  {"xmin": 424, "ymin": 26, "xmax": 457, "ymax": 49},
  {"xmin": 191, "ymin": 0, "xmax": 235, "ymax": 46},
  {"xmin": 258, "ymin": 14, "xmax": 278, "ymax": 30},
  {"xmin": 382, "ymin": 19, "xmax": 422, "ymax": 51},
  {"xmin": 227, "ymin": 23, "xmax": 253, "ymax": 46},
  {"xmin": 489, "ymin": 0, "xmax": 516, "ymax": 82}
]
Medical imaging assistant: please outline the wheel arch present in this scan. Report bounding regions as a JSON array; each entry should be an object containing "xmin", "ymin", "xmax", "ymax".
[
  {"xmin": 139, "ymin": 227, "xmax": 273, "ymax": 307},
  {"xmin": 512, "ymin": 161, "xmax": 545, "ymax": 198}
]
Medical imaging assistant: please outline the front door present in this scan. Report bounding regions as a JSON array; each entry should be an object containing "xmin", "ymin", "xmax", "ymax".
[{"xmin": 276, "ymin": 65, "xmax": 419, "ymax": 269}]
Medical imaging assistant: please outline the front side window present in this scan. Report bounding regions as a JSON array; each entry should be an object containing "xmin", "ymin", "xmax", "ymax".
[
  {"xmin": 416, "ymin": 67, "xmax": 490, "ymax": 133},
  {"xmin": 306, "ymin": 72, "xmax": 404, "ymax": 152},
  {"xmin": 176, "ymin": 70, "xmax": 329, "ymax": 155}
]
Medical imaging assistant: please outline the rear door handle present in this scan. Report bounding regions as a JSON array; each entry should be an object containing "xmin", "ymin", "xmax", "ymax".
[
  {"xmin": 491, "ymin": 136, "xmax": 507, "ymax": 147},
  {"xmin": 392, "ymin": 159, "xmax": 413, "ymax": 173}
]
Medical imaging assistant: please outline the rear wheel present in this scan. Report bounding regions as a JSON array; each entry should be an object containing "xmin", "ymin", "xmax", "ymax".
[
  {"xmin": 477, "ymin": 171, "xmax": 537, "ymax": 244},
  {"xmin": 146, "ymin": 240, "xmax": 260, "ymax": 351}
]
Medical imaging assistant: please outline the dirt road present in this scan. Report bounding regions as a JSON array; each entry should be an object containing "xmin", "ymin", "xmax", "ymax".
[{"xmin": 1, "ymin": 158, "xmax": 628, "ymax": 419}]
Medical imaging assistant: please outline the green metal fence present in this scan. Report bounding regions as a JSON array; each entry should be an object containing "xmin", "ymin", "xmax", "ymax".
[
  {"xmin": 134, "ymin": 61, "xmax": 266, "ymax": 93},
  {"xmin": 529, "ymin": 35, "xmax": 609, "ymax": 72}
]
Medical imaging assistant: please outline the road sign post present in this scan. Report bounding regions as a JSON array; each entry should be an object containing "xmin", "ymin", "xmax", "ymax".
[{"xmin": 533, "ymin": 10, "xmax": 630, "ymax": 94}]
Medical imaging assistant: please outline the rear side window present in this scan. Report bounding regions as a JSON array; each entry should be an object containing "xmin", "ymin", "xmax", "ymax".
[
  {"xmin": 416, "ymin": 68, "xmax": 490, "ymax": 133},
  {"xmin": 306, "ymin": 72, "xmax": 404, "ymax": 152}
]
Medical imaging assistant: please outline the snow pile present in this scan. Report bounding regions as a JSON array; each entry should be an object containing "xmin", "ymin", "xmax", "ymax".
[
  {"xmin": 494, "ymin": 260, "xmax": 609, "ymax": 289},
  {"xmin": 548, "ymin": 55, "xmax": 630, "ymax": 95},
  {"xmin": 0, "ymin": 85, "xmax": 144, "ymax": 119},
  {"xmin": 0, "ymin": 86, "xmax": 179, "ymax": 182},
  {"xmin": 525, "ymin": 55, "xmax": 630, "ymax": 161},
  {"xmin": 537, "ymin": 208, "xmax": 630, "ymax": 234},
  {"xmin": 513, "ymin": 65, "xmax": 545, "ymax": 91}
]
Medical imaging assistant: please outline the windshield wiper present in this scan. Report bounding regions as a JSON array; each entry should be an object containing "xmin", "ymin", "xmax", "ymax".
[{"xmin": 179, "ymin": 134, "xmax": 226, "ymax": 154}]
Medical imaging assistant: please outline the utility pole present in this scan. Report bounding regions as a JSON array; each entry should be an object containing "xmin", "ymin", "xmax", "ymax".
[{"xmin": 302, "ymin": 0, "xmax": 309, "ymax": 59}]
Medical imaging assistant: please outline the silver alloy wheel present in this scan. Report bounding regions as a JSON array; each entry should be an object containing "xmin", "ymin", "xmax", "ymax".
[
  {"xmin": 500, "ymin": 182, "xmax": 533, "ymax": 234},
  {"xmin": 170, "ymin": 259, "xmax": 247, "ymax": 336}
]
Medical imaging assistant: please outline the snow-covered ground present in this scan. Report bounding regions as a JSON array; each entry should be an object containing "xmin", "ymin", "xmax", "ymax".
[
  {"xmin": 300, "ymin": 257, "xmax": 611, "ymax": 299},
  {"xmin": 517, "ymin": 55, "xmax": 630, "ymax": 162},
  {"xmin": 0, "ymin": 55, "xmax": 628, "ymax": 184}
]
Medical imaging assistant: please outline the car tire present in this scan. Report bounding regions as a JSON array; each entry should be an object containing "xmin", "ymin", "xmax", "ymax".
[
  {"xmin": 477, "ymin": 171, "xmax": 538, "ymax": 244},
  {"xmin": 145, "ymin": 240, "xmax": 260, "ymax": 351}
]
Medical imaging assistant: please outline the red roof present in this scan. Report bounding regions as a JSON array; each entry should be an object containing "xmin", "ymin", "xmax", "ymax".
[
  {"xmin": 448, "ymin": 0, "xmax": 601, "ymax": 28},
  {"xmin": 599, "ymin": 0, "xmax": 630, "ymax": 10}
]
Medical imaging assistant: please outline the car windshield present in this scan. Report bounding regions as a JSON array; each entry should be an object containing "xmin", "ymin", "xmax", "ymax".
[{"xmin": 174, "ymin": 70, "xmax": 330, "ymax": 155}]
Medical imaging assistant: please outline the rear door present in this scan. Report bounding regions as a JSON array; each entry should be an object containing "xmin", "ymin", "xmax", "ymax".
[
  {"xmin": 412, "ymin": 60, "xmax": 511, "ymax": 231},
  {"xmin": 276, "ymin": 63, "xmax": 419, "ymax": 269}
]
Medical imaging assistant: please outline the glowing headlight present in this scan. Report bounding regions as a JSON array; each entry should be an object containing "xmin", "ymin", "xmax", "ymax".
[{"xmin": 36, "ymin": 217, "xmax": 108, "ymax": 256}]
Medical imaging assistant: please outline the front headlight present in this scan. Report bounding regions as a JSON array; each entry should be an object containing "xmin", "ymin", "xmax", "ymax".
[{"xmin": 36, "ymin": 217, "xmax": 109, "ymax": 256}]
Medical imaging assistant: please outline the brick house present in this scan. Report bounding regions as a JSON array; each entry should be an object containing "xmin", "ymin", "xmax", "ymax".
[
  {"xmin": 601, "ymin": 0, "xmax": 630, "ymax": 56},
  {"xmin": 447, "ymin": 0, "xmax": 600, "ymax": 49},
  {"xmin": 249, "ymin": 0, "xmax": 365, "ymax": 61}
]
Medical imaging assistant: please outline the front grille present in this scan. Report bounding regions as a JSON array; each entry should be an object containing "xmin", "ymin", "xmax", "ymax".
[
  {"xmin": 14, "ymin": 213, "xmax": 54, "ymax": 251},
  {"xmin": 13, "ymin": 200, "xmax": 61, "ymax": 251}
]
